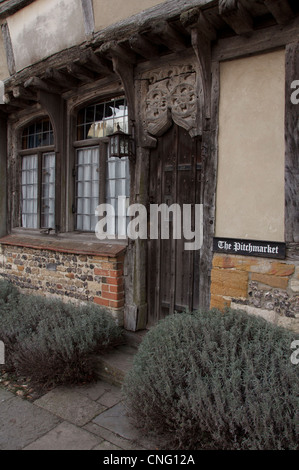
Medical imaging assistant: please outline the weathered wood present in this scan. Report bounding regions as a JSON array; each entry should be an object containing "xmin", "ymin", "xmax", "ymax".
[
  {"xmin": 218, "ymin": 0, "xmax": 253, "ymax": 35},
  {"xmin": 285, "ymin": 42, "xmax": 299, "ymax": 243},
  {"xmin": 199, "ymin": 61, "xmax": 220, "ymax": 310},
  {"xmin": 43, "ymin": 68, "xmax": 79, "ymax": 89},
  {"xmin": 191, "ymin": 27, "xmax": 212, "ymax": 124},
  {"xmin": 78, "ymin": 50, "xmax": 114, "ymax": 75},
  {"xmin": 12, "ymin": 85, "xmax": 38, "ymax": 101},
  {"xmin": 264, "ymin": 0, "xmax": 294, "ymax": 25},
  {"xmin": 147, "ymin": 21, "xmax": 188, "ymax": 51},
  {"xmin": 180, "ymin": 7, "xmax": 217, "ymax": 41},
  {"xmin": 0, "ymin": 0, "xmax": 35, "ymax": 19},
  {"xmin": 1, "ymin": 22, "xmax": 15, "ymax": 75},
  {"xmin": 99, "ymin": 41, "xmax": 136, "ymax": 64},
  {"xmin": 212, "ymin": 15, "xmax": 299, "ymax": 61},
  {"xmin": 3, "ymin": 92, "xmax": 29, "ymax": 108},
  {"xmin": 24, "ymin": 76, "xmax": 63, "ymax": 94},
  {"xmin": 66, "ymin": 63, "xmax": 95, "ymax": 83},
  {"xmin": 129, "ymin": 34, "xmax": 160, "ymax": 59},
  {"xmin": 0, "ymin": 113, "xmax": 7, "ymax": 237}
]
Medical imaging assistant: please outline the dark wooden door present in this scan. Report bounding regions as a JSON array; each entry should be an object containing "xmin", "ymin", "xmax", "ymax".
[{"xmin": 147, "ymin": 124, "xmax": 201, "ymax": 327}]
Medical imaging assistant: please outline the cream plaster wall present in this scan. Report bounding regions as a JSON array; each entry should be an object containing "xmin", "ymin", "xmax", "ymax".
[
  {"xmin": 215, "ymin": 50, "xmax": 285, "ymax": 242},
  {"xmin": 93, "ymin": 0, "xmax": 165, "ymax": 31},
  {"xmin": 0, "ymin": 34, "xmax": 9, "ymax": 80},
  {"xmin": 7, "ymin": 0, "xmax": 86, "ymax": 72}
]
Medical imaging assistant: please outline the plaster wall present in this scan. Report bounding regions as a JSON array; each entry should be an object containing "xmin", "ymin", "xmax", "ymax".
[
  {"xmin": 216, "ymin": 50, "xmax": 286, "ymax": 242},
  {"xmin": 93, "ymin": 0, "xmax": 166, "ymax": 31},
  {"xmin": 7, "ymin": 0, "xmax": 86, "ymax": 72}
]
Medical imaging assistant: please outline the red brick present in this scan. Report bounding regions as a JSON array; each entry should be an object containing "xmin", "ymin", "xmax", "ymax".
[
  {"xmin": 94, "ymin": 297, "xmax": 110, "ymax": 307},
  {"xmin": 102, "ymin": 291, "xmax": 124, "ymax": 301},
  {"xmin": 109, "ymin": 285, "xmax": 124, "ymax": 294},
  {"xmin": 105, "ymin": 277, "xmax": 124, "ymax": 286},
  {"xmin": 109, "ymin": 299, "xmax": 125, "ymax": 309},
  {"xmin": 94, "ymin": 268, "xmax": 110, "ymax": 276}
]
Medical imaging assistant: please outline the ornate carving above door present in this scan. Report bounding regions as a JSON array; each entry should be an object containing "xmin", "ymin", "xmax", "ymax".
[{"xmin": 143, "ymin": 65, "xmax": 199, "ymax": 138}]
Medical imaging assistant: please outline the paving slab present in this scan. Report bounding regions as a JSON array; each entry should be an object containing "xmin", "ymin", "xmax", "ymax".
[
  {"xmin": 75, "ymin": 381, "xmax": 122, "ymax": 405},
  {"xmin": 35, "ymin": 387, "xmax": 105, "ymax": 426},
  {"xmin": 84, "ymin": 422, "xmax": 146, "ymax": 451},
  {"xmin": 93, "ymin": 440, "xmax": 122, "ymax": 451},
  {"xmin": 0, "ymin": 396, "xmax": 60, "ymax": 450},
  {"xmin": 92, "ymin": 402, "xmax": 141, "ymax": 441},
  {"xmin": 0, "ymin": 388, "xmax": 14, "ymax": 403},
  {"xmin": 24, "ymin": 421, "xmax": 101, "ymax": 450}
]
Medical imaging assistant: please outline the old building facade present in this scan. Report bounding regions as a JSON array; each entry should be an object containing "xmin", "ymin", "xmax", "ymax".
[{"xmin": 0, "ymin": 0, "xmax": 298, "ymax": 331}]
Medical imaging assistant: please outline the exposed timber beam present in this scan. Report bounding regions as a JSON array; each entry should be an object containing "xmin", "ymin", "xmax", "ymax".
[
  {"xmin": 24, "ymin": 76, "xmax": 63, "ymax": 94},
  {"xmin": 43, "ymin": 68, "xmax": 79, "ymax": 89},
  {"xmin": 263, "ymin": 0, "xmax": 294, "ymax": 25},
  {"xmin": 180, "ymin": 8, "xmax": 217, "ymax": 41},
  {"xmin": 12, "ymin": 85, "xmax": 38, "ymax": 101},
  {"xmin": 147, "ymin": 21, "xmax": 188, "ymax": 51},
  {"xmin": 66, "ymin": 63, "xmax": 96, "ymax": 83},
  {"xmin": 77, "ymin": 50, "xmax": 114, "ymax": 75},
  {"xmin": 129, "ymin": 34, "xmax": 160, "ymax": 59},
  {"xmin": 99, "ymin": 41, "xmax": 136, "ymax": 64},
  {"xmin": 219, "ymin": 0, "xmax": 253, "ymax": 35}
]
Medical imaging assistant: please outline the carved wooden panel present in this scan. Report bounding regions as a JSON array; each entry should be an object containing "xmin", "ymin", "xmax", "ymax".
[{"xmin": 143, "ymin": 65, "xmax": 198, "ymax": 138}]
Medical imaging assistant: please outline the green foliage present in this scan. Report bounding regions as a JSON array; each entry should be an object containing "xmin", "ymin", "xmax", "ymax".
[
  {"xmin": 123, "ymin": 309, "xmax": 299, "ymax": 450},
  {"xmin": 0, "ymin": 278, "xmax": 123, "ymax": 386}
]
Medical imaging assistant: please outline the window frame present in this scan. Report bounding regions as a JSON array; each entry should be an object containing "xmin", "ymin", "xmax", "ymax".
[
  {"xmin": 72, "ymin": 96, "xmax": 130, "ymax": 236},
  {"xmin": 18, "ymin": 116, "xmax": 56, "ymax": 231}
]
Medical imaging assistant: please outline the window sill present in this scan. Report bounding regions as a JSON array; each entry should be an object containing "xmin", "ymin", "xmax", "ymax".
[{"xmin": 0, "ymin": 230, "xmax": 127, "ymax": 257}]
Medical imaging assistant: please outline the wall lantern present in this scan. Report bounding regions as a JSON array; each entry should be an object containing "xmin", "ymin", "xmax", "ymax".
[{"xmin": 108, "ymin": 124, "xmax": 135, "ymax": 162}]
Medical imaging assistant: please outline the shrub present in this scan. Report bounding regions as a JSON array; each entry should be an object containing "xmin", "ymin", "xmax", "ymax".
[
  {"xmin": 0, "ymin": 279, "xmax": 123, "ymax": 386},
  {"xmin": 122, "ymin": 309, "xmax": 299, "ymax": 450}
]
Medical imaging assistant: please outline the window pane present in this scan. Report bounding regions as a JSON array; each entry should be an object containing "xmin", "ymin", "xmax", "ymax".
[
  {"xmin": 77, "ymin": 97, "xmax": 128, "ymax": 140},
  {"xmin": 76, "ymin": 147, "xmax": 100, "ymax": 232},
  {"xmin": 21, "ymin": 155, "xmax": 38, "ymax": 229},
  {"xmin": 106, "ymin": 154, "xmax": 130, "ymax": 237},
  {"xmin": 41, "ymin": 152, "xmax": 55, "ymax": 229},
  {"xmin": 22, "ymin": 118, "xmax": 54, "ymax": 150}
]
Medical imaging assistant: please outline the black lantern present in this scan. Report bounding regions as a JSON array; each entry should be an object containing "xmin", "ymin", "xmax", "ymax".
[{"xmin": 108, "ymin": 124, "xmax": 135, "ymax": 162}]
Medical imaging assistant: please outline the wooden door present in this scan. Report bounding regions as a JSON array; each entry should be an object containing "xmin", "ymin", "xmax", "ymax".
[{"xmin": 147, "ymin": 124, "xmax": 201, "ymax": 327}]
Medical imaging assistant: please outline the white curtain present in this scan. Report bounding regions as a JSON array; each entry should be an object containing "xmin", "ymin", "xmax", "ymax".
[
  {"xmin": 21, "ymin": 155, "xmax": 38, "ymax": 229},
  {"xmin": 76, "ymin": 147, "xmax": 100, "ymax": 231},
  {"xmin": 41, "ymin": 152, "xmax": 55, "ymax": 228}
]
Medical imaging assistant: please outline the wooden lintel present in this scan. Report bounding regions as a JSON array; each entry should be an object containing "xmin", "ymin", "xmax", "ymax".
[
  {"xmin": 148, "ymin": 21, "xmax": 188, "ymax": 51},
  {"xmin": 12, "ymin": 85, "xmax": 38, "ymax": 101},
  {"xmin": 263, "ymin": 0, "xmax": 294, "ymax": 25},
  {"xmin": 66, "ymin": 63, "xmax": 95, "ymax": 83},
  {"xmin": 219, "ymin": 0, "xmax": 253, "ymax": 35},
  {"xmin": 24, "ymin": 76, "xmax": 63, "ymax": 94},
  {"xmin": 129, "ymin": 34, "xmax": 160, "ymax": 59},
  {"xmin": 43, "ymin": 68, "xmax": 79, "ymax": 89},
  {"xmin": 99, "ymin": 41, "xmax": 136, "ymax": 64}
]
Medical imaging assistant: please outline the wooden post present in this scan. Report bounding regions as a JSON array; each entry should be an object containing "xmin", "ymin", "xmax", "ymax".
[
  {"xmin": 0, "ymin": 111, "xmax": 7, "ymax": 237},
  {"xmin": 285, "ymin": 42, "xmax": 299, "ymax": 243}
]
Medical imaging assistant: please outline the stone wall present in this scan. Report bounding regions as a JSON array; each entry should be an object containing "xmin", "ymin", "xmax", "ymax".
[
  {"xmin": 0, "ymin": 244, "xmax": 125, "ymax": 326},
  {"xmin": 210, "ymin": 254, "xmax": 299, "ymax": 333}
]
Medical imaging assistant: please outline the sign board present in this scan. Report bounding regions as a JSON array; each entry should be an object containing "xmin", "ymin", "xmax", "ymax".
[{"xmin": 213, "ymin": 237, "xmax": 286, "ymax": 260}]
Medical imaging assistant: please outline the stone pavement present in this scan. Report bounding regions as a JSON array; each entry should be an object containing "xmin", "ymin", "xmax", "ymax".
[{"xmin": 0, "ymin": 379, "xmax": 159, "ymax": 450}]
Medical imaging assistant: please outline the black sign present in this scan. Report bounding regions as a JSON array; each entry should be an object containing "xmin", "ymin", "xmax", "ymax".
[{"xmin": 213, "ymin": 237, "xmax": 286, "ymax": 259}]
